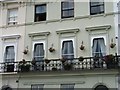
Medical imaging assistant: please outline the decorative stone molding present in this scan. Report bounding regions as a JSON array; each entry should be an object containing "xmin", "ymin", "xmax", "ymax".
[
  {"xmin": 56, "ymin": 28, "xmax": 79, "ymax": 34},
  {"xmin": 0, "ymin": 13, "xmax": 115, "ymax": 29},
  {"xmin": 85, "ymin": 25, "xmax": 111, "ymax": 31},
  {"xmin": 1, "ymin": 35, "xmax": 21, "ymax": 41},
  {"xmin": 28, "ymin": 32, "xmax": 50, "ymax": 37}
]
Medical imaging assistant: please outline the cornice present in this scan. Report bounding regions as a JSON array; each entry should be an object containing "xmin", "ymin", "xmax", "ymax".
[
  {"xmin": 1, "ymin": 34, "xmax": 21, "ymax": 40},
  {"xmin": 0, "ymin": 12, "xmax": 115, "ymax": 29},
  {"xmin": 28, "ymin": 31, "xmax": 50, "ymax": 37},
  {"xmin": 85, "ymin": 25, "xmax": 111, "ymax": 31},
  {"xmin": 56, "ymin": 28, "xmax": 79, "ymax": 34}
]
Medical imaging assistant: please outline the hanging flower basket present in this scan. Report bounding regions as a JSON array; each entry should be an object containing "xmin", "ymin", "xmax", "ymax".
[
  {"xmin": 18, "ymin": 59, "xmax": 30, "ymax": 72},
  {"xmin": 49, "ymin": 47, "xmax": 55, "ymax": 52},
  {"xmin": 104, "ymin": 54, "xmax": 115, "ymax": 69},
  {"xmin": 110, "ymin": 43, "xmax": 116, "ymax": 48},
  {"xmin": 80, "ymin": 45, "xmax": 85, "ymax": 50},
  {"xmin": 104, "ymin": 54, "xmax": 114, "ymax": 63},
  {"xmin": 23, "ymin": 49, "xmax": 28, "ymax": 54},
  {"xmin": 60, "ymin": 57, "xmax": 67, "ymax": 64}
]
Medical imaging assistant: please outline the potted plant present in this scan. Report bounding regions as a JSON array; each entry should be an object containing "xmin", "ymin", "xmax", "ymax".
[
  {"xmin": 23, "ymin": 46, "xmax": 29, "ymax": 54},
  {"xmin": 79, "ymin": 56, "xmax": 84, "ymax": 61},
  {"xmin": 63, "ymin": 63, "xmax": 73, "ymax": 71},
  {"xmin": 60, "ymin": 56, "xmax": 67, "ymax": 64},
  {"xmin": 49, "ymin": 47, "xmax": 55, "ymax": 52},
  {"xmin": 104, "ymin": 54, "xmax": 114, "ymax": 68},
  {"xmin": 110, "ymin": 38, "xmax": 116, "ymax": 48},
  {"xmin": 104, "ymin": 54, "xmax": 114, "ymax": 62},
  {"xmin": 110, "ymin": 43, "xmax": 116, "ymax": 48},
  {"xmin": 49, "ymin": 44, "xmax": 55, "ymax": 52},
  {"xmin": 19, "ymin": 59, "xmax": 31, "ymax": 72},
  {"xmin": 23, "ymin": 49, "xmax": 28, "ymax": 54},
  {"xmin": 80, "ymin": 41, "xmax": 85, "ymax": 50}
]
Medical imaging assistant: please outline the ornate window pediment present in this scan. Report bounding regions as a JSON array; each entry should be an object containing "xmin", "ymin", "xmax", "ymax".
[
  {"xmin": 56, "ymin": 28, "xmax": 79, "ymax": 34},
  {"xmin": 86, "ymin": 25, "xmax": 111, "ymax": 31},
  {"xmin": 28, "ymin": 32, "xmax": 50, "ymax": 37},
  {"xmin": 1, "ymin": 35, "xmax": 21, "ymax": 40}
]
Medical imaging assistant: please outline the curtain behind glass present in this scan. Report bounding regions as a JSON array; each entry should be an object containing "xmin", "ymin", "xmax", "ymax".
[
  {"xmin": 98, "ymin": 38, "xmax": 106, "ymax": 56},
  {"xmin": 62, "ymin": 40, "xmax": 74, "ymax": 59},
  {"xmin": 5, "ymin": 46, "xmax": 15, "ymax": 62},
  {"xmin": 34, "ymin": 43, "xmax": 44, "ymax": 61},
  {"xmin": 92, "ymin": 38, "xmax": 106, "ymax": 57}
]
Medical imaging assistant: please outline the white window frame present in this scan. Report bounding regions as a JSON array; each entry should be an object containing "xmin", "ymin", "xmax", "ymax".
[
  {"xmin": 32, "ymin": 40, "xmax": 46, "ymax": 60},
  {"xmin": 3, "ymin": 42, "xmax": 17, "ymax": 62},
  {"xmin": 91, "ymin": 35, "xmax": 106, "ymax": 56},
  {"xmin": 60, "ymin": 37, "xmax": 75, "ymax": 58},
  {"xmin": 8, "ymin": 8, "xmax": 18, "ymax": 25}
]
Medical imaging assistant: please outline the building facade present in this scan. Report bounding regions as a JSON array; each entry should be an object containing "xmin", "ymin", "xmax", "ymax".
[{"xmin": 0, "ymin": 0, "xmax": 120, "ymax": 89}]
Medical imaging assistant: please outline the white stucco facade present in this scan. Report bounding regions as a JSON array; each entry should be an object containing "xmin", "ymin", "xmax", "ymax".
[{"xmin": 0, "ymin": 0, "xmax": 120, "ymax": 89}]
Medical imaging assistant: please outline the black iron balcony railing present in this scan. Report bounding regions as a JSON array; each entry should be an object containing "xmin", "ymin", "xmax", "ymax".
[{"xmin": 0, "ymin": 55, "xmax": 120, "ymax": 73}]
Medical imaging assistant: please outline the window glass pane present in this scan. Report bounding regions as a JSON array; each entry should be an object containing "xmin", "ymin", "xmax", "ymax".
[
  {"xmin": 62, "ymin": 9, "xmax": 74, "ymax": 17},
  {"xmin": 8, "ymin": 8, "xmax": 18, "ymax": 23},
  {"xmin": 62, "ymin": 2, "xmax": 69, "ymax": 9},
  {"xmin": 100, "ymin": 5, "xmax": 104, "ymax": 11},
  {"xmin": 5, "ymin": 46, "xmax": 15, "ymax": 62},
  {"xmin": 36, "ymin": 5, "xmax": 46, "ymax": 14},
  {"xmin": 91, "ymin": 6, "xmax": 101, "ymax": 14},
  {"xmin": 62, "ymin": 10, "xmax": 69, "ymax": 17},
  {"xmin": 61, "ymin": 84, "xmax": 75, "ymax": 90},
  {"xmin": 9, "ymin": 9, "xmax": 18, "ymax": 17},
  {"xmin": 61, "ymin": 0, "xmax": 74, "ymax": 18},
  {"xmin": 90, "ymin": 0, "xmax": 104, "ymax": 4},
  {"xmin": 69, "ymin": 2, "xmax": 74, "ymax": 9},
  {"xmin": 92, "ymin": 38, "xmax": 106, "ymax": 57},
  {"xmin": 34, "ymin": 43, "xmax": 44, "ymax": 61},
  {"xmin": 90, "ymin": 0, "xmax": 104, "ymax": 15},
  {"xmin": 68, "ymin": 9, "xmax": 74, "ymax": 16},
  {"xmin": 9, "ymin": 17, "xmax": 17, "ymax": 22},
  {"xmin": 31, "ymin": 84, "xmax": 44, "ymax": 90},
  {"xmin": 62, "ymin": 40, "xmax": 74, "ymax": 59},
  {"xmin": 62, "ymin": 2, "xmax": 74, "ymax": 9},
  {"xmin": 35, "ymin": 4, "xmax": 46, "ymax": 21}
]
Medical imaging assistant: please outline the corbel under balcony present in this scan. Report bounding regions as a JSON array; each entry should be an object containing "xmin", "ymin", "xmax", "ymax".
[
  {"xmin": 28, "ymin": 32, "xmax": 50, "ymax": 37},
  {"xmin": 56, "ymin": 28, "xmax": 80, "ymax": 34},
  {"xmin": 1, "ymin": 35, "xmax": 21, "ymax": 41},
  {"xmin": 85, "ymin": 25, "xmax": 111, "ymax": 31}
]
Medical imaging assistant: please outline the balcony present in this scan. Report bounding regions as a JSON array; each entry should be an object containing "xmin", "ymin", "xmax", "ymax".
[{"xmin": 0, "ymin": 55, "xmax": 120, "ymax": 73}]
